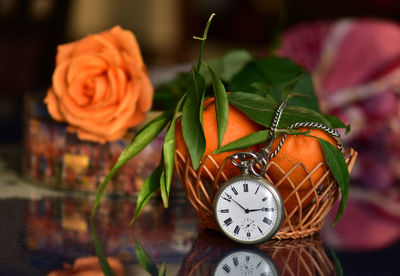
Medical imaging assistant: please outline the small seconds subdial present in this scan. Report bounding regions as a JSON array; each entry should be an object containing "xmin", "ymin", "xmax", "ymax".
[{"xmin": 214, "ymin": 175, "xmax": 284, "ymax": 244}]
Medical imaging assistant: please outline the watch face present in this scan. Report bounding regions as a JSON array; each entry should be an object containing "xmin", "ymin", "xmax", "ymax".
[
  {"xmin": 214, "ymin": 249, "xmax": 279, "ymax": 276},
  {"xmin": 214, "ymin": 175, "xmax": 284, "ymax": 244}
]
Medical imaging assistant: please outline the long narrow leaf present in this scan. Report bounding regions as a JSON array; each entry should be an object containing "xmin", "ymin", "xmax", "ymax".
[
  {"xmin": 90, "ymin": 222, "xmax": 116, "ymax": 276},
  {"xmin": 91, "ymin": 111, "xmax": 173, "ymax": 218},
  {"xmin": 162, "ymin": 95, "xmax": 186, "ymax": 208},
  {"xmin": 159, "ymin": 168, "xmax": 167, "ymax": 208},
  {"xmin": 135, "ymin": 239, "xmax": 159, "ymax": 276},
  {"xmin": 158, "ymin": 262, "xmax": 167, "ymax": 276},
  {"xmin": 318, "ymin": 138, "xmax": 350, "ymax": 225},
  {"xmin": 131, "ymin": 166, "xmax": 163, "ymax": 224},
  {"xmin": 182, "ymin": 69, "xmax": 206, "ymax": 170},
  {"xmin": 208, "ymin": 65, "xmax": 229, "ymax": 148},
  {"xmin": 213, "ymin": 130, "xmax": 269, "ymax": 154}
]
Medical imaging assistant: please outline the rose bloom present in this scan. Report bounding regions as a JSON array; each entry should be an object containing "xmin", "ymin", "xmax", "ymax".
[{"xmin": 45, "ymin": 26, "xmax": 153, "ymax": 143}]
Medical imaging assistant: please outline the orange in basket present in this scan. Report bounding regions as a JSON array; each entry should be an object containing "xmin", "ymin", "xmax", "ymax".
[
  {"xmin": 268, "ymin": 127, "xmax": 338, "ymax": 214},
  {"xmin": 175, "ymin": 97, "xmax": 263, "ymax": 179}
]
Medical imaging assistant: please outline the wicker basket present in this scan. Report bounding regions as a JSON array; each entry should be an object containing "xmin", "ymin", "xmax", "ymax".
[{"xmin": 174, "ymin": 148, "xmax": 358, "ymax": 239}]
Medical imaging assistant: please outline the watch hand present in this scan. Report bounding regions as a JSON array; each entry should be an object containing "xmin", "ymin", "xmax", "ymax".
[
  {"xmin": 226, "ymin": 194, "xmax": 249, "ymax": 213},
  {"xmin": 246, "ymin": 219, "xmax": 254, "ymax": 228},
  {"xmin": 248, "ymin": 207, "xmax": 274, "ymax": 212}
]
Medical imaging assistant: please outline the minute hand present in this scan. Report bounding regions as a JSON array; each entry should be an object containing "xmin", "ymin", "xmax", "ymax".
[{"xmin": 231, "ymin": 198, "xmax": 249, "ymax": 213}]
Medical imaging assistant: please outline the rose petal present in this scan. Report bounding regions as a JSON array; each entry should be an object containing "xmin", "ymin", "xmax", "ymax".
[
  {"xmin": 67, "ymin": 54, "xmax": 108, "ymax": 84},
  {"xmin": 52, "ymin": 60, "xmax": 71, "ymax": 98},
  {"xmin": 137, "ymin": 71, "xmax": 154, "ymax": 112},
  {"xmin": 56, "ymin": 42, "xmax": 77, "ymax": 65},
  {"xmin": 44, "ymin": 88, "xmax": 65, "ymax": 121}
]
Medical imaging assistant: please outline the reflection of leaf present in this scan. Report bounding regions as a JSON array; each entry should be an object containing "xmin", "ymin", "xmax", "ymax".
[
  {"xmin": 182, "ymin": 69, "xmax": 206, "ymax": 170},
  {"xmin": 213, "ymin": 130, "xmax": 269, "ymax": 154},
  {"xmin": 90, "ymin": 222, "xmax": 116, "ymax": 276},
  {"xmin": 135, "ymin": 239, "xmax": 160, "ymax": 276},
  {"xmin": 91, "ymin": 111, "xmax": 173, "ymax": 218},
  {"xmin": 131, "ymin": 166, "xmax": 163, "ymax": 224},
  {"xmin": 158, "ymin": 262, "xmax": 167, "ymax": 276},
  {"xmin": 209, "ymin": 65, "xmax": 228, "ymax": 148},
  {"xmin": 162, "ymin": 95, "xmax": 186, "ymax": 207},
  {"xmin": 330, "ymin": 249, "xmax": 343, "ymax": 276},
  {"xmin": 317, "ymin": 138, "xmax": 349, "ymax": 225}
]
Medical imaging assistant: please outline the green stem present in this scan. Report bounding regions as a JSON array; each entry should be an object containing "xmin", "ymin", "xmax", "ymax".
[{"xmin": 194, "ymin": 13, "xmax": 216, "ymax": 71}]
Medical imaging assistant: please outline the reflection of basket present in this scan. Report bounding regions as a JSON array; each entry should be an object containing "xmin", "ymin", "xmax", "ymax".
[
  {"xmin": 178, "ymin": 229, "xmax": 336, "ymax": 276},
  {"xmin": 175, "ymin": 148, "xmax": 357, "ymax": 239},
  {"xmin": 260, "ymin": 237, "xmax": 336, "ymax": 275}
]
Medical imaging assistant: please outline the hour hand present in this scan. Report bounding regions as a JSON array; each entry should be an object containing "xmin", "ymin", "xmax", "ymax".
[{"xmin": 248, "ymin": 207, "xmax": 275, "ymax": 212}]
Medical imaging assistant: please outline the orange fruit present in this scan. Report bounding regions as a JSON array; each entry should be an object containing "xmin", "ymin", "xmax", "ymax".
[
  {"xmin": 267, "ymin": 127, "xmax": 337, "ymax": 214},
  {"xmin": 175, "ymin": 97, "xmax": 263, "ymax": 179}
]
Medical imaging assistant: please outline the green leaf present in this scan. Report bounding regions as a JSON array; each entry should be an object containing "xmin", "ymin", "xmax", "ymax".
[
  {"xmin": 194, "ymin": 13, "xmax": 216, "ymax": 71},
  {"xmin": 200, "ymin": 49, "xmax": 253, "ymax": 83},
  {"xmin": 91, "ymin": 110, "xmax": 173, "ymax": 218},
  {"xmin": 228, "ymin": 92, "xmax": 332, "ymax": 128},
  {"xmin": 323, "ymin": 114, "xmax": 351, "ymax": 134},
  {"xmin": 318, "ymin": 138, "xmax": 350, "ymax": 225},
  {"xmin": 288, "ymin": 73, "xmax": 320, "ymax": 112},
  {"xmin": 229, "ymin": 61, "xmax": 265, "ymax": 93},
  {"xmin": 135, "ymin": 239, "xmax": 159, "ymax": 276},
  {"xmin": 182, "ymin": 69, "xmax": 206, "ymax": 170},
  {"xmin": 162, "ymin": 94, "xmax": 186, "ymax": 208},
  {"xmin": 254, "ymin": 57, "xmax": 303, "ymax": 86},
  {"xmin": 131, "ymin": 166, "xmax": 163, "ymax": 224},
  {"xmin": 213, "ymin": 130, "xmax": 269, "ymax": 154},
  {"xmin": 281, "ymin": 72, "xmax": 305, "ymax": 101},
  {"xmin": 159, "ymin": 168, "xmax": 167, "ymax": 208},
  {"xmin": 90, "ymin": 222, "xmax": 116, "ymax": 276},
  {"xmin": 158, "ymin": 262, "xmax": 167, "ymax": 276},
  {"xmin": 208, "ymin": 65, "xmax": 229, "ymax": 148}
]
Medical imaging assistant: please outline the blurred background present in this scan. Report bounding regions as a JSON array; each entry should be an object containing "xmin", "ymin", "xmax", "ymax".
[{"xmin": 1, "ymin": 0, "xmax": 400, "ymax": 142}]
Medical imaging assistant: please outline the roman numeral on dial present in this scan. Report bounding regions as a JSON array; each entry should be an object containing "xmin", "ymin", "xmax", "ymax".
[
  {"xmin": 231, "ymin": 187, "xmax": 238, "ymax": 195},
  {"xmin": 243, "ymin": 183, "xmax": 248, "ymax": 192},
  {"xmin": 224, "ymin": 217, "xmax": 233, "ymax": 226},
  {"xmin": 234, "ymin": 225, "xmax": 240, "ymax": 235},
  {"xmin": 222, "ymin": 264, "xmax": 231, "ymax": 273},
  {"xmin": 263, "ymin": 217, "xmax": 272, "ymax": 225}
]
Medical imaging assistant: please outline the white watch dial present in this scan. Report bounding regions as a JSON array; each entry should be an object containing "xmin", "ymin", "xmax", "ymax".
[
  {"xmin": 214, "ymin": 175, "xmax": 283, "ymax": 244},
  {"xmin": 214, "ymin": 249, "xmax": 279, "ymax": 276}
]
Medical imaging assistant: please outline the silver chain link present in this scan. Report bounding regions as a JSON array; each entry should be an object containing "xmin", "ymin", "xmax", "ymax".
[{"xmin": 230, "ymin": 101, "xmax": 342, "ymax": 177}]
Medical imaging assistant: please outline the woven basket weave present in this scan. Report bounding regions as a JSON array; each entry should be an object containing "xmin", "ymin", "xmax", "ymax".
[{"xmin": 174, "ymin": 148, "xmax": 357, "ymax": 239}]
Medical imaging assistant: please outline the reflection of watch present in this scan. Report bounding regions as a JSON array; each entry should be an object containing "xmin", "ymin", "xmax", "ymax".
[
  {"xmin": 214, "ymin": 248, "xmax": 280, "ymax": 276},
  {"xmin": 213, "ymin": 174, "xmax": 284, "ymax": 245}
]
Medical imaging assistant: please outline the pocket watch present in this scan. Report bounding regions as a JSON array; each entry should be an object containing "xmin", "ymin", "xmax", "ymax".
[
  {"xmin": 213, "ymin": 248, "xmax": 279, "ymax": 276},
  {"xmin": 213, "ymin": 173, "xmax": 284, "ymax": 245}
]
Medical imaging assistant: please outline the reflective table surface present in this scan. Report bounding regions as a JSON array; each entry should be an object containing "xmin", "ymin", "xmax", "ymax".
[{"xmin": 0, "ymin": 146, "xmax": 400, "ymax": 275}]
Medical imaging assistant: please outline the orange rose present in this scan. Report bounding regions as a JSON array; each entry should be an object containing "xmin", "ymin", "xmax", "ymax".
[{"xmin": 45, "ymin": 26, "xmax": 153, "ymax": 143}]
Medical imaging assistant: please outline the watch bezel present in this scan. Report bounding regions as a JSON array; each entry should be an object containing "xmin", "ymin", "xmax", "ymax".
[{"xmin": 213, "ymin": 174, "xmax": 284, "ymax": 245}]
